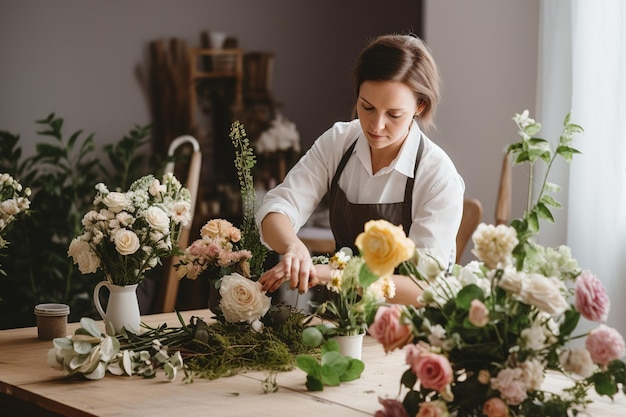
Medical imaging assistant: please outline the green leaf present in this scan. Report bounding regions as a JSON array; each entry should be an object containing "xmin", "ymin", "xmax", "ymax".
[
  {"xmin": 320, "ymin": 364, "xmax": 341, "ymax": 386},
  {"xmin": 539, "ymin": 194, "xmax": 561, "ymax": 208},
  {"xmin": 358, "ymin": 263, "xmax": 380, "ymax": 289},
  {"xmin": 302, "ymin": 327, "xmax": 325, "ymax": 347},
  {"xmin": 321, "ymin": 351, "xmax": 350, "ymax": 375},
  {"xmin": 527, "ymin": 211, "xmax": 539, "ymax": 234},
  {"xmin": 556, "ymin": 145, "xmax": 581, "ymax": 162},
  {"xmin": 559, "ymin": 309, "xmax": 580, "ymax": 337},
  {"xmin": 305, "ymin": 375, "xmax": 324, "ymax": 391},
  {"xmin": 80, "ymin": 317, "xmax": 103, "ymax": 337},
  {"xmin": 340, "ymin": 359, "xmax": 365, "ymax": 381},
  {"xmin": 456, "ymin": 284, "xmax": 484, "ymax": 309},
  {"xmin": 536, "ymin": 202, "xmax": 555, "ymax": 222},
  {"xmin": 295, "ymin": 355, "xmax": 321, "ymax": 377},
  {"xmin": 401, "ymin": 368, "xmax": 417, "ymax": 388},
  {"xmin": 592, "ymin": 372, "xmax": 619, "ymax": 397},
  {"xmin": 321, "ymin": 339, "xmax": 340, "ymax": 354}
]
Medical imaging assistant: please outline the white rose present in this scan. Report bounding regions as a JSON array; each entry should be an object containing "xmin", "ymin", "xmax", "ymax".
[
  {"xmin": 113, "ymin": 229, "xmax": 140, "ymax": 255},
  {"xmin": 498, "ymin": 266, "xmax": 526, "ymax": 295},
  {"xmin": 519, "ymin": 273, "xmax": 569, "ymax": 315},
  {"xmin": 68, "ymin": 237, "xmax": 101, "ymax": 274},
  {"xmin": 102, "ymin": 192, "xmax": 131, "ymax": 213},
  {"xmin": 520, "ymin": 358, "xmax": 544, "ymax": 390},
  {"xmin": 417, "ymin": 249, "xmax": 446, "ymax": 282},
  {"xmin": 219, "ymin": 273, "xmax": 271, "ymax": 323},
  {"xmin": 148, "ymin": 179, "xmax": 166, "ymax": 198},
  {"xmin": 144, "ymin": 206, "xmax": 170, "ymax": 233},
  {"xmin": 521, "ymin": 322, "xmax": 546, "ymax": 350},
  {"xmin": 559, "ymin": 348, "xmax": 595, "ymax": 378},
  {"xmin": 0, "ymin": 199, "xmax": 20, "ymax": 215}
]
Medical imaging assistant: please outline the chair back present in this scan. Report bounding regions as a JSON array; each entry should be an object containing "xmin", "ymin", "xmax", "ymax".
[
  {"xmin": 158, "ymin": 135, "xmax": 202, "ymax": 312},
  {"xmin": 456, "ymin": 198, "xmax": 483, "ymax": 264}
]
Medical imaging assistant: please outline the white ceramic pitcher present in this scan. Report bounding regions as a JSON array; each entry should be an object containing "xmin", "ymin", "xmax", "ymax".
[{"xmin": 93, "ymin": 281, "xmax": 141, "ymax": 335}]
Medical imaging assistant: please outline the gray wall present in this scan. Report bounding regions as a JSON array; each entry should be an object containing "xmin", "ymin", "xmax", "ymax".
[{"xmin": 0, "ymin": 0, "xmax": 540, "ymax": 263}]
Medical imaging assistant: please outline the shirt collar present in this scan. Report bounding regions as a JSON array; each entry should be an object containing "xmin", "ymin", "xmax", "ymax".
[{"xmin": 355, "ymin": 120, "xmax": 423, "ymax": 178}]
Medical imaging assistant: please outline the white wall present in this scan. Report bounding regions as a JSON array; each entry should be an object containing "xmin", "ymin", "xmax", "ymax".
[{"xmin": 425, "ymin": 0, "xmax": 540, "ymax": 262}]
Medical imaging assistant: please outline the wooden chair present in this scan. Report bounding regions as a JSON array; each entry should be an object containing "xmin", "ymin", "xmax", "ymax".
[
  {"xmin": 157, "ymin": 135, "xmax": 202, "ymax": 312},
  {"xmin": 455, "ymin": 198, "xmax": 483, "ymax": 264},
  {"xmin": 495, "ymin": 151, "xmax": 512, "ymax": 225}
]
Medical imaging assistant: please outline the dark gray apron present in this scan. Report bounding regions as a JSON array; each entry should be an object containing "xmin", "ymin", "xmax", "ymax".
[{"xmin": 329, "ymin": 135, "xmax": 424, "ymax": 254}]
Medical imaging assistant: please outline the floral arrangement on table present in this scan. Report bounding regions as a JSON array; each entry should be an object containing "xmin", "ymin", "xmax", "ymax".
[
  {"xmin": 0, "ymin": 173, "xmax": 31, "ymax": 275},
  {"xmin": 51, "ymin": 121, "xmax": 313, "ymax": 385},
  {"xmin": 365, "ymin": 111, "xmax": 626, "ymax": 417},
  {"xmin": 68, "ymin": 173, "xmax": 192, "ymax": 286}
]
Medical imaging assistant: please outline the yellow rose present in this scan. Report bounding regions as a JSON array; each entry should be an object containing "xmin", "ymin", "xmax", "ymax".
[{"xmin": 355, "ymin": 219, "xmax": 415, "ymax": 277}]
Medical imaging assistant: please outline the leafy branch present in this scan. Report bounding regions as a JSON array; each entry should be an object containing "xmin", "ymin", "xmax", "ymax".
[{"xmin": 507, "ymin": 110, "xmax": 584, "ymax": 268}]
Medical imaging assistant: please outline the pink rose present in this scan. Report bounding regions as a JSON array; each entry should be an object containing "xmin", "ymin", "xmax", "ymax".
[
  {"xmin": 585, "ymin": 324, "xmax": 626, "ymax": 365},
  {"xmin": 490, "ymin": 368, "xmax": 528, "ymax": 405},
  {"xmin": 574, "ymin": 270, "xmax": 610, "ymax": 322},
  {"xmin": 468, "ymin": 299, "xmax": 490, "ymax": 327},
  {"xmin": 416, "ymin": 401, "xmax": 448, "ymax": 417},
  {"xmin": 408, "ymin": 350, "xmax": 453, "ymax": 392},
  {"xmin": 369, "ymin": 305, "xmax": 413, "ymax": 353},
  {"xmin": 374, "ymin": 398, "xmax": 408, "ymax": 417},
  {"xmin": 482, "ymin": 397, "xmax": 509, "ymax": 417}
]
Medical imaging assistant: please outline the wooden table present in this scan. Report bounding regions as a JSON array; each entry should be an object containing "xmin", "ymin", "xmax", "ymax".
[{"xmin": 1, "ymin": 310, "xmax": 624, "ymax": 417}]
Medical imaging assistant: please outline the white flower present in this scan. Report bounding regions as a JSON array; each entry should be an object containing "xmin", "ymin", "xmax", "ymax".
[
  {"xmin": 519, "ymin": 273, "xmax": 569, "ymax": 316},
  {"xmin": 520, "ymin": 358, "xmax": 544, "ymax": 391},
  {"xmin": 498, "ymin": 266, "xmax": 526, "ymax": 295},
  {"xmin": 102, "ymin": 192, "xmax": 131, "ymax": 213},
  {"xmin": 0, "ymin": 199, "xmax": 21, "ymax": 215},
  {"xmin": 219, "ymin": 273, "xmax": 271, "ymax": 324},
  {"xmin": 148, "ymin": 179, "xmax": 166, "ymax": 198},
  {"xmin": 471, "ymin": 223, "xmax": 518, "ymax": 269},
  {"xmin": 169, "ymin": 201, "xmax": 192, "ymax": 225},
  {"xmin": 559, "ymin": 348, "xmax": 595, "ymax": 378},
  {"xmin": 416, "ymin": 249, "xmax": 446, "ymax": 282},
  {"xmin": 144, "ymin": 206, "xmax": 170, "ymax": 233},
  {"xmin": 113, "ymin": 229, "xmax": 140, "ymax": 256},
  {"xmin": 521, "ymin": 320, "xmax": 547, "ymax": 351},
  {"xmin": 68, "ymin": 237, "xmax": 100, "ymax": 274}
]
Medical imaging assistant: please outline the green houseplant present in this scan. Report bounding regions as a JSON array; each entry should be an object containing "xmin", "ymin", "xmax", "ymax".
[{"xmin": 0, "ymin": 114, "xmax": 160, "ymax": 329}]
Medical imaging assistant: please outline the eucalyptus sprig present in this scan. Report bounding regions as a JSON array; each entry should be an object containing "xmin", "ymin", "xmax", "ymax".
[{"xmin": 507, "ymin": 110, "xmax": 584, "ymax": 268}]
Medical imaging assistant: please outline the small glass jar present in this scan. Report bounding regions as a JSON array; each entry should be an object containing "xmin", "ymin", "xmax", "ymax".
[{"xmin": 34, "ymin": 303, "xmax": 70, "ymax": 340}]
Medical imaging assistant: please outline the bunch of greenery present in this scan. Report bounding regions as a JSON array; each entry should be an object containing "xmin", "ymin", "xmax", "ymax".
[{"xmin": 0, "ymin": 114, "xmax": 161, "ymax": 329}]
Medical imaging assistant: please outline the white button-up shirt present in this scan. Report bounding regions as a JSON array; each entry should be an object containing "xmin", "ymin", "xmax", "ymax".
[{"xmin": 256, "ymin": 119, "xmax": 465, "ymax": 261}]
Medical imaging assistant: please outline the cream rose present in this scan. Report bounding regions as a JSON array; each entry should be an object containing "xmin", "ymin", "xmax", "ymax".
[
  {"xmin": 468, "ymin": 299, "xmax": 490, "ymax": 327},
  {"xmin": 519, "ymin": 273, "xmax": 569, "ymax": 315},
  {"xmin": 102, "ymin": 192, "xmax": 131, "ymax": 213},
  {"xmin": 144, "ymin": 206, "xmax": 170, "ymax": 233},
  {"xmin": 68, "ymin": 237, "xmax": 101, "ymax": 274},
  {"xmin": 355, "ymin": 219, "xmax": 415, "ymax": 277},
  {"xmin": 559, "ymin": 348, "xmax": 595, "ymax": 378},
  {"xmin": 113, "ymin": 229, "xmax": 140, "ymax": 255},
  {"xmin": 219, "ymin": 273, "xmax": 271, "ymax": 323},
  {"xmin": 471, "ymin": 223, "xmax": 518, "ymax": 268}
]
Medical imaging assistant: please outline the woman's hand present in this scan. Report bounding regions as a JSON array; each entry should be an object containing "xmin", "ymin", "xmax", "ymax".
[{"xmin": 259, "ymin": 241, "xmax": 318, "ymax": 293}]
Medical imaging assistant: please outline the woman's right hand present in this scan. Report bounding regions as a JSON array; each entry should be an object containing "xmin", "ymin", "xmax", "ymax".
[{"xmin": 258, "ymin": 240, "xmax": 318, "ymax": 294}]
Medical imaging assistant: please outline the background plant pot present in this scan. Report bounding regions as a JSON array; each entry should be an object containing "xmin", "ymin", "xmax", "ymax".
[{"xmin": 333, "ymin": 333, "xmax": 365, "ymax": 360}]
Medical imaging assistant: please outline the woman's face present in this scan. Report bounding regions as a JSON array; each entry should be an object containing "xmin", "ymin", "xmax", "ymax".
[{"xmin": 356, "ymin": 80, "xmax": 419, "ymax": 152}]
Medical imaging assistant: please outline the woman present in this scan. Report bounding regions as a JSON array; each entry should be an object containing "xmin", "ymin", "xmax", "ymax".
[{"xmin": 256, "ymin": 34, "xmax": 464, "ymax": 305}]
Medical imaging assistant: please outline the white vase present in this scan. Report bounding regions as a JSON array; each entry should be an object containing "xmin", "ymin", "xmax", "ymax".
[
  {"xmin": 333, "ymin": 333, "xmax": 365, "ymax": 360},
  {"xmin": 93, "ymin": 281, "xmax": 141, "ymax": 335}
]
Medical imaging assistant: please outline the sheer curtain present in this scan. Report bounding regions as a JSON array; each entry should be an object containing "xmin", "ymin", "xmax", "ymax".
[{"xmin": 538, "ymin": 0, "xmax": 626, "ymax": 338}]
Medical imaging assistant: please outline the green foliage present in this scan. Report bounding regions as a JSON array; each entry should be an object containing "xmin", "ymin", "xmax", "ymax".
[
  {"xmin": 295, "ymin": 324, "xmax": 365, "ymax": 391},
  {"xmin": 507, "ymin": 111, "xmax": 584, "ymax": 269},
  {"xmin": 0, "ymin": 114, "xmax": 157, "ymax": 329},
  {"xmin": 229, "ymin": 121, "xmax": 269, "ymax": 280}
]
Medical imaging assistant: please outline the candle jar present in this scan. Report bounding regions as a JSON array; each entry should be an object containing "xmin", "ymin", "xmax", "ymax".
[{"xmin": 34, "ymin": 303, "xmax": 70, "ymax": 340}]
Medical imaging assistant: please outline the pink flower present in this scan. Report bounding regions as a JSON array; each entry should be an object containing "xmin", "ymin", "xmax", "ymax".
[
  {"xmin": 369, "ymin": 305, "xmax": 413, "ymax": 353},
  {"xmin": 585, "ymin": 324, "xmax": 626, "ymax": 366},
  {"xmin": 574, "ymin": 270, "xmax": 610, "ymax": 322},
  {"xmin": 482, "ymin": 397, "xmax": 509, "ymax": 417},
  {"xmin": 416, "ymin": 401, "xmax": 448, "ymax": 417},
  {"xmin": 490, "ymin": 367, "xmax": 528, "ymax": 405},
  {"xmin": 374, "ymin": 398, "xmax": 409, "ymax": 417},
  {"xmin": 468, "ymin": 299, "xmax": 490, "ymax": 327},
  {"xmin": 407, "ymin": 349, "xmax": 453, "ymax": 392}
]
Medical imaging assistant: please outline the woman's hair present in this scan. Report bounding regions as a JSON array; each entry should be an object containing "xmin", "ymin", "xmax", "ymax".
[{"xmin": 353, "ymin": 34, "xmax": 441, "ymax": 131}]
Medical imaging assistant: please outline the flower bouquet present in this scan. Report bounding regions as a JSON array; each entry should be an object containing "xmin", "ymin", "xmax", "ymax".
[
  {"xmin": 68, "ymin": 173, "xmax": 191, "ymax": 285},
  {"xmin": 0, "ymin": 173, "xmax": 31, "ymax": 274},
  {"xmin": 364, "ymin": 111, "xmax": 626, "ymax": 417}
]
